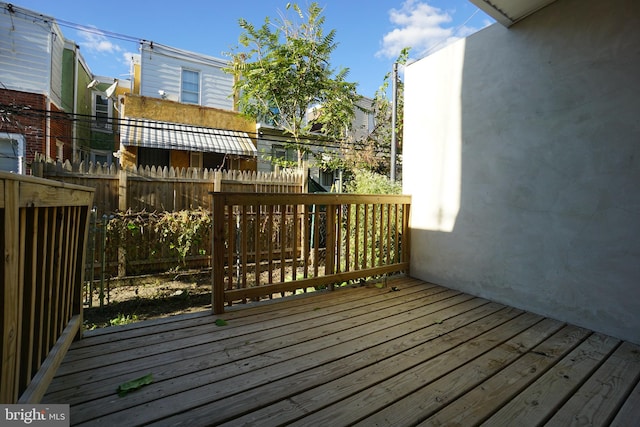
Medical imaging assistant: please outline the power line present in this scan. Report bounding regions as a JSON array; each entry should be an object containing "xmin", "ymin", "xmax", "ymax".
[
  {"xmin": 4, "ymin": 3, "xmax": 144, "ymax": 44},
  {"xmin": 1, "ymin": 103, "xmax": 394, "ymax": 155},
  {"xmin": 419, "ymin": 8, "xmax": 481, "ymax": 60},
  {"xmin": 2, "ymin": 5, "xmax": 395, "ymax": 158},
  {"xmin": 54, "ymin": 18, "xmax": 144, "ymax": 45}
]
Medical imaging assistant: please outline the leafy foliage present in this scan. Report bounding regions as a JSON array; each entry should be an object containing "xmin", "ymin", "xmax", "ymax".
[
  {"xmin": 106, "ymin": 208, "xmax": 211, "ymax": 271},
  {"xmin": 344, "ymin": 48, "xmax": 411, "ymax": 177},
  {"xmin": 341, "ymin": 169, "xmax": 403, "ymax": 275},
  {"xmin": 227, "ymin": 2, "xmax": 360, "ymax": 166},
  {"xmin": 110, "ymin": 313, "xmax": 139, "ymax": 327},
  {"xmin": 345, "ymin": 169, "xmax": 402, "ymax": 195},
  {"xmin": 117, "ymin": 373, "xmax": 153, "ymax": 397},
  {"xmin": 155, "ymin": 209, "xmax": 211, "ymax": 265}
]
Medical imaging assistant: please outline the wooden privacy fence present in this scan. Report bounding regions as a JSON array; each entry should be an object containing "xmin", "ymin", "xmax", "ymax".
[
  {"xmin": 0, "ymin": 172, "xmax": 93, "ymax": 403},
  {"xmin": 32, "ymin": 156, "xmax": 307, "ymax": 216},
  {"xmin": 211, "ymin": 193, "xmax": 411, "ymax": 313},
  {"xmin": 32, "ymin": 156, "xmax": 307, "ymax": 278}
]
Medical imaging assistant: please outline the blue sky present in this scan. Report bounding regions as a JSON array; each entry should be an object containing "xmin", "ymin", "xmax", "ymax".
[{"xmin": 13, "ymin": 0, "xmax": 493, "ymax": 98}]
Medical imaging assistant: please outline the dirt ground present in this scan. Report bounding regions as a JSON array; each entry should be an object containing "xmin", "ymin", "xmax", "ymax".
[
  {"xmin": 82, "ymin": 267, "xmax": 324, "ymax": 330},
  {"xmin": 83, "ymin": 270, "xmax": 214, "ymax": 330}
]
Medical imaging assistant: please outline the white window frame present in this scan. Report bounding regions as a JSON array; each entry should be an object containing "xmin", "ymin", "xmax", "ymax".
[
  {"xmin": 367, "ymin": 110, "xmax": 375, "ymax": 134},
  {"xmin": 56, "ymin": 139, "xmax": 64, "ymax": 162},
  {"xmin": 92, "ymin": 92, "xmax": 113, "ymax": 132},
  {"xmin": 271, "ymin": 144, "xmax": 301, "ymax": 170},
  {"xmin": 0, "ymin": 133, "xmax": 26, "ymax": 174},
  {"xmin": 181, "ymin": 68, "xmax": 201, "ymax": 104},
  {"xmin": 89, "ymin": 150, "xmax": 113, "ymax": 166}
]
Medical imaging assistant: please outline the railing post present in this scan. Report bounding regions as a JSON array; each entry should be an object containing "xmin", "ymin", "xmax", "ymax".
[
  {"xmin": 1, "ymin": 179, "xmax": 19, "ymax": 403},
  {"xmin": 117, "ymin": 169, "xmax": 128, "ymax": 277},
  {"xmin": 211, "ymin": 193, "xmax": 225, "ymax": 314},
  {"xmin": 403, "ymin": 202, "xmax": 411, "ymax": 274},
  {"xmin": 325, "ymin": 201, "xmax": 337, "ymax": 290}
]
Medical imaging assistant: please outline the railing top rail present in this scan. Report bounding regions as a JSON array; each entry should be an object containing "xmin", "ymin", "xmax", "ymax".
[
  {"xmin": 210, "ymin": 192, "xmax": 411, "ymax": 206},
  {"xmin": 0, "ymin": 172, "xmax": 95, "ymax": 209}
]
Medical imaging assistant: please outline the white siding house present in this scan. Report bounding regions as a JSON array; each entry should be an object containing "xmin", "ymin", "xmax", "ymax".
[
  {"xmin": 350, "ymin": 96, "xmax": 375, "ymax": 143},
  {"xmin": 0, "ymin": 3, "xmax": 65, "ymax": 107},
  {"xmin": 139, "ymin": 42, "xmax": 233, "ymax": 110},
  {"xmin": 403, "ymin": 0, "xmax": 640, "ymax": 344}
]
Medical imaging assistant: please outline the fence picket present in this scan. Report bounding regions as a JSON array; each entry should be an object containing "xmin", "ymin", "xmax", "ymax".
[{"xmin": 32, "ymin": 158, "xmax": 307, "ymax": 277}]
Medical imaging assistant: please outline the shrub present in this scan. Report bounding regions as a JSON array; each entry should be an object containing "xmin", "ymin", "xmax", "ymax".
[{"xmin": 345, "ymin": 169, "xmax": 401, "ymax": 195}]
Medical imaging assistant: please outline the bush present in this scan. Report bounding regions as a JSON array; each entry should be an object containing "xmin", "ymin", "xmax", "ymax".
[
  {"xmin": 106, "ymin": 208, "xmax": 211, "ymax": 272},
  {"xmin": 345, "ymin": 169, "xmax": 401, "ymax": 195}
]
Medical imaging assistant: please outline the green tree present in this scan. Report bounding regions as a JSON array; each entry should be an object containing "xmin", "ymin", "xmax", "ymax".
[{"xmin": 227, "ymin": 2, "xmax": 360, "ymax": 167}]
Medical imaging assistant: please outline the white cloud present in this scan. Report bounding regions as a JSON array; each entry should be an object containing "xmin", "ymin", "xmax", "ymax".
[
  {"xmin": 119, "ymin": 51, "xmax": 138, "ymax": 74},
  {"xmin": 77, "ymin": 28, "xmax": 123, "ymax": 54},
  {"xmin": 377, "ymin": 0, "xmax": 479, "ymax": 60}
]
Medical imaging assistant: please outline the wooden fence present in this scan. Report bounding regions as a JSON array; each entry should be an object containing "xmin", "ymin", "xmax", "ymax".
[
  {"xmin": 31, "ymin": 156, "xmax": 307, "ymax": 279},
  {"xmin": 32, "ymin": 156, "xmax": 306, "ymax": 216},
  {"xmin": 211, "ymin": 193, "xmax": 411, "ymax": 313},
  {"xmin": 0, "ymin": 172, "xmax": 93, "ymax": 403}
]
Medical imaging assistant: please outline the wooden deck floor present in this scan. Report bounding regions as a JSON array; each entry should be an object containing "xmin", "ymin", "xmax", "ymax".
[{"xmin": 43, "ymin": 276, "xmax": 640, "ymax": 426}]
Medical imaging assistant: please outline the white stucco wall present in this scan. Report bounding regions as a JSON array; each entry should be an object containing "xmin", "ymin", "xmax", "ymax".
[{"xmin": 403, "ymin": 0, "xmax": 640, "ymax": 344}]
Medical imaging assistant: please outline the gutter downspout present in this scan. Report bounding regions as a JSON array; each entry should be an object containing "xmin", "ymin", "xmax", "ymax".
[
  {"xmin": 390, "ymin": 62, "xmax": 398, "ymax": 182},
  {"xmin": 45, "ymin": 99, "xmax": 51, "ymax": 160}
]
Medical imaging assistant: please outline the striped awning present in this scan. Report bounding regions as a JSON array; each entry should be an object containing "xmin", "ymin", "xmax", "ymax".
[{"xmin": 119, "ymin": 117, "xmax": 257, "ymax": 157}]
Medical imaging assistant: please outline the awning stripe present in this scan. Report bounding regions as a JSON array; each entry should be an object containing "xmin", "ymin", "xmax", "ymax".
[{"xmin": 119, "ymin": 117, "xmax": 257, "ymax": 157}]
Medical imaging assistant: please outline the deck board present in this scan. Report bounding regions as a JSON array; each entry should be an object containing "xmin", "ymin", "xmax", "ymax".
[
  {"xmin": 43, "ymin": 276, "xmax": 640, "ymax": 426},
  {"xmin": 480, "ymin": 332, "xmax": 620, "ymax": 426},
  {"xmin": 345, "ymin": 317, "xmax": 569, "ymax": 427},
  {"xmin": 419, "ymin": 324, "xmax": 595, "ymax": 426},
  {"xmin": 546, "ymin": 341, "xmax": 640, "ymax": 426}
]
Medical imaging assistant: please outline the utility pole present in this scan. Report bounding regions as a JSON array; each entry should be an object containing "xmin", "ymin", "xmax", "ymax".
[{"xmin": 390, "ymin": 62, "xmax": 398, "ymax": 182}]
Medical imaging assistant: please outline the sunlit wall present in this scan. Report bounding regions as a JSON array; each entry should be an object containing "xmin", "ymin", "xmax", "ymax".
[{"xmin": 403, "ymin": 0, "xmax": 640, "ymax": 344}]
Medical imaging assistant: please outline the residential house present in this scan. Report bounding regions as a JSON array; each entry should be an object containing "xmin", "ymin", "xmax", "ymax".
[
  {"xmin": 0, "ymin": 2, "xmax": 123, "ymax": 172},
  {"xmin": 118, "ymin": 42, "xmax": 257, "ymax": 171},
  {"xmin": 0, "ymin": 2, "xmax": 71, "ymax": 173},
  {"xmin": 403, "ymin": 0, "xmax": 640, "ymax": 344},
  {"xmin": 255, "ymin": 124, "xmax": 336, "ymax": 191},
  {"xmin": 81, "ymin": 75, "xmax": 129, "ymax": 166},
  {"xmin": 257, "ymin": 96, "xmax": 376, "ymax": 191},
  {"xmin": 119, "ymin": 40, "xmax": 373, "ymax": 185}
]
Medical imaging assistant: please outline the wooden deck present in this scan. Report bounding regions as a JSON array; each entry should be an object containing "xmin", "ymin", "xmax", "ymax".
[{"xmin": 43, "ymin": 276, "xmax": 640, "ymax": 426}]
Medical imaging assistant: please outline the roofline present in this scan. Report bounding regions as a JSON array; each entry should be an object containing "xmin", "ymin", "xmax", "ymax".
[{"xmin": 139, "ymin": 41, "xmax": 229, "ymax": 68}]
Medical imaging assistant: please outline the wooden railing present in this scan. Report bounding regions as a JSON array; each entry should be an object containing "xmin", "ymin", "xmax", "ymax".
[
  {"xmin": 0, "ymin": 172, "xmax": 93, "ymax": 403},
  {"xmin": 211, "ymin": 193, "xmax": 411, "ymax": 313}
]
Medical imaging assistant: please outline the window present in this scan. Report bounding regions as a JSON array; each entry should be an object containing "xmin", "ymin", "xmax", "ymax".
[
  {"xmin": 181, "ymin": 69, "xmax": 200, "ymax": 104},
  {"xmin": 0, "ymin": 134, "xmax": 25, "ymax": 174},
  {"xmin": 138, "ymin": 148, "xmax": 170, "ymax": 168},
  {"xmin": 190, "ymin": 152, "xmax": 203, "ymax": 169},
  {"xmin": 320, "ymin": 169, "xmax": 335, "ymax": 187},
  {"xmin": 367, "ymin": 110, "xmax": 375, "ymax": 134},
  {"xmin": 93, "ymin": 93, "xmax": 112, "ymax": 131},
  {"xmin": 271, "ymin": 145, "xmax": 298, "ymax": 170},
  {"xmin": 94, "ymin": 154, "xmax": 108, "ymax": 165},
  {"xmin": 80, "ymin": 149, "xmax": 113, "ymax": 166},
  {"xmin": 260, "ymin": 106, "xmax": 280, "ymax": 126},
  {"xmin": 203, "ymin": 152, "xmax": 226, "ymax": 170}
]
